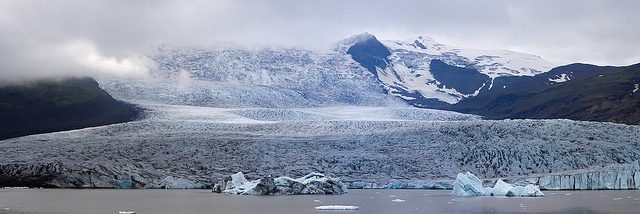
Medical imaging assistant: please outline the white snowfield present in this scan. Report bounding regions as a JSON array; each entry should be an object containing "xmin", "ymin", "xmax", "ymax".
[
  {"xmin": 1, "ymin": 104, "xmax": 639, "ymax": 189},
  {"xmin": 383, "ymin": 36, "xmax": 554, "ymax": 78},
  {"xmin": 548, "ymin": 73, "xmax": 571, "ymax": 83},
  {"xmin": 380, "ymin": 36, "xmax": 555, "ymax": 103}
]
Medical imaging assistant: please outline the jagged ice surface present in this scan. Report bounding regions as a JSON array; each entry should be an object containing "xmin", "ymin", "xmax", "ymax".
[{"xmin": 1, "ymin": 104, "xmax": 639, "ymax": 188}]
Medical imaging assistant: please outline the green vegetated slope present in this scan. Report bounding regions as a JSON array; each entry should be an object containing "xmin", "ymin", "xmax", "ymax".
[{"xmin": 0, "ymin": 77, "xmax": 140, "ymax": 140}]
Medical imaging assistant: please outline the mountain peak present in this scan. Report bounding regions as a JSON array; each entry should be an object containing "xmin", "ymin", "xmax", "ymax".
[
  {"xmin": 338, "ymin": 32, "xmax": 379, "ymax": 46},
  {"xmin": 404, "ymin": 35, "xmax": 440, "ymax": 50},
  {"xmin": 414, "ymin": 35, "xmax": 437, "ymax": 42}
]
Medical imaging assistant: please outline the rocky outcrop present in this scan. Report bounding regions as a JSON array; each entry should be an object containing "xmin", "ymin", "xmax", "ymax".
[{"xmin": 214, "ymin": 172, "xmax": 347, "ymax": 195}]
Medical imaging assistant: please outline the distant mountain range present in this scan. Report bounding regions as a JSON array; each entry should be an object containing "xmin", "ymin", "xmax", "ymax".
[
  {"xmin": 1, "ymin": 33, "xmax": 638, "ymax": 141},
  {"xmin": 0, "ymin": 78, "xmax": 140, "ymax": 140},
  {"xmin": 99, "ymin": 33, "xmax": 638, "ymax": 125},
  {"xmin": 346, "ymin": 33, "xmax": 554, "ymax": 106},
  {"xmin": 345, "ymin": 33, "xmax": 639, "ymax": 124}
]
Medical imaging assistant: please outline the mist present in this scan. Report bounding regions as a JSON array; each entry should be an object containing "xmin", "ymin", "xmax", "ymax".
[{"xmin": 1, "ymin": 0, "xmax": 638, "ymax": 82}]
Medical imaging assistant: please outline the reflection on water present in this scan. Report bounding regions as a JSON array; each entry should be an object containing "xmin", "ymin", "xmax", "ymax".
[{"xmin": 0, "ymin": 189, "xmax": 639, "ymax": 214}]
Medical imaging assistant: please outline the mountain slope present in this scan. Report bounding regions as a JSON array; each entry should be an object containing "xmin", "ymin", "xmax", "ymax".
[
  {"xmin": 477, "ymin": 63, "xmax": 620, "ymax": 96},
  {"xmin": 346, "ymin": 33, "xmax": 392, "ymax": 78},
  {"xmin": 0, "ymin": 77, "xmax": 140, "ymax": 140},
  {"xmin": 100, "ymin": 42, "xmax": 401, "ymax": 108},
  {"xmin": 100, "ymin": 33, "xmax": 555, "ymax": 110},
  {"xmin": 346, "ymin": 34, "xmax": 555, "ymax": 106},
  {"xmin": 454, "ymin": 63, "xmax": 640, "ymax": 124}
]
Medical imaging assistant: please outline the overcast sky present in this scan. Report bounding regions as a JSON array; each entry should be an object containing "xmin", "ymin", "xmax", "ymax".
[{"xmin": 1, "ymin": 0, "xmax": 638, "ymax": 81}]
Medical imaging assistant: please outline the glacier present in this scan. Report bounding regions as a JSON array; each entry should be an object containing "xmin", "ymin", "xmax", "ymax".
[
  {"xmin": 506, "ymin": 160, "xmax": 640, "ymax": 190},
  {"xmin": 452, "ymin": 172, "xmax": 543, "ymax": 197},
  {"xmin": 99, "ymin": 41, "xmax": 402, "ymax": 108},
  {"xmin": 1, "ymin": 104, "xmax": 639, "ymax": 189}
]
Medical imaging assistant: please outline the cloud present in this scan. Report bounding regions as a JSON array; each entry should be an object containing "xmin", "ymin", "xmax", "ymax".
[
  {"xmin": 0, "ymin": 0, "xmax": 638, "ymax": 82},
  {"xmin": 62, "ymin": 40, "xmax": 151, "ymax": 79}
]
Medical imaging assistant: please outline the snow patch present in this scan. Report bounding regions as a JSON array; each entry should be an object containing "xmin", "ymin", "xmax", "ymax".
[{"xmin": 549, "ymin": 73, "xmax": 571, "ymax": 83}]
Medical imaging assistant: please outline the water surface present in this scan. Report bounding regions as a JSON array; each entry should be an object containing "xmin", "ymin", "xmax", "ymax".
[{"xmin": 0, "ymin": 189, "xmax": 639, "ymax": 214}]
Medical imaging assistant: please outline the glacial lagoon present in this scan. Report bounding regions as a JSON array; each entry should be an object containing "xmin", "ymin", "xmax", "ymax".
[{"xmin": 0, "ymin": 189, "xmax": 639, "ymax": 214}]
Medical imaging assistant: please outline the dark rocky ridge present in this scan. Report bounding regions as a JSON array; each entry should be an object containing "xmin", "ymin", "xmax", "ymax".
[
  {"xmin": 454, "ymin": 63, "xmax": 640, "ymax": 124},
  {"xmin": 346, "ymin": 34, "xmax": 391, "ymax": 78},
  {"xmin": 0, "ymin": 77, "xmax": 141, "ymax": 140}
]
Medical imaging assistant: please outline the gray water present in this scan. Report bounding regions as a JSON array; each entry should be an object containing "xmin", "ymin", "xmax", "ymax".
[{"xmin": 0, "ymin": 189, "xmax": 639, "ymax": 214}]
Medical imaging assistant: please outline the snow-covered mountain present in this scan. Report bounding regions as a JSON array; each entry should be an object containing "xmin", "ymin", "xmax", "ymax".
[
  {"xmin": 100, "ymin": 33, "xmax": 556, "ymax": 109},
  {"xmin": 101, "ymin": 44, "xmax": 401, "ymax": 108},
  {"xmin": 345, "ymin": 33, "xmax": 555, "ymax": 106},
  {"xmin": 384, "ymin": 35, "xmax": 554, "ymax": 78}
]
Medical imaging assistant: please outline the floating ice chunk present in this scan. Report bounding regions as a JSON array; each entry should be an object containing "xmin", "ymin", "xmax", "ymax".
[
  {"xmin": 391, "ymin": 199, "xmax": 406, "ymax": 202},
  {"xmin": 485, "ymin": 179, "xmax": 515, "ymax": 196},
  {"xmin": 231, "ymin": 172, "xmax": 249, "ymax": 187},
  {"xmin": 315, "ymin": 205, "xmax": 359, "ymax": 210},
  {"xmin": 221, "ymin": 172, "xmax": 262, "ymax": 195},
  {"xmin": 506, "ymin": 185, "xmax": 544, "ymax": 197},
  {"xmin": 452, "ymin": 172, "xmax": 543, "ymax": 197},
  {"xmin": 452, "ymin": 172, "xmax": 485, "ymax": 197},
  {"xmin": 217, "ymin": 172, "xmax": 347, "ymax": 195}
]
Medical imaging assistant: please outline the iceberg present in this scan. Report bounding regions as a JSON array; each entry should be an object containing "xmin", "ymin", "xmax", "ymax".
[
  {"xmin": 315, "ymin": 205, "xmax": 359, "ymax": 210},
  {"xmin": 452, "ymin": 172, "xmax": 543, "ymax": 197},
  {"xmin": 506, "ymin": 185, "xmax": 544, "ymax": 197},
  {"xmin": 485, "ymin": 179, "xmax": 515, "ymax": 196},
  {"xmin": 452, "ymin": 172, "xmax": 485, "ymax": 197},
  {"xmin": 214, "ymin": 172, "xmax": 347, "ymax": 195}
]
